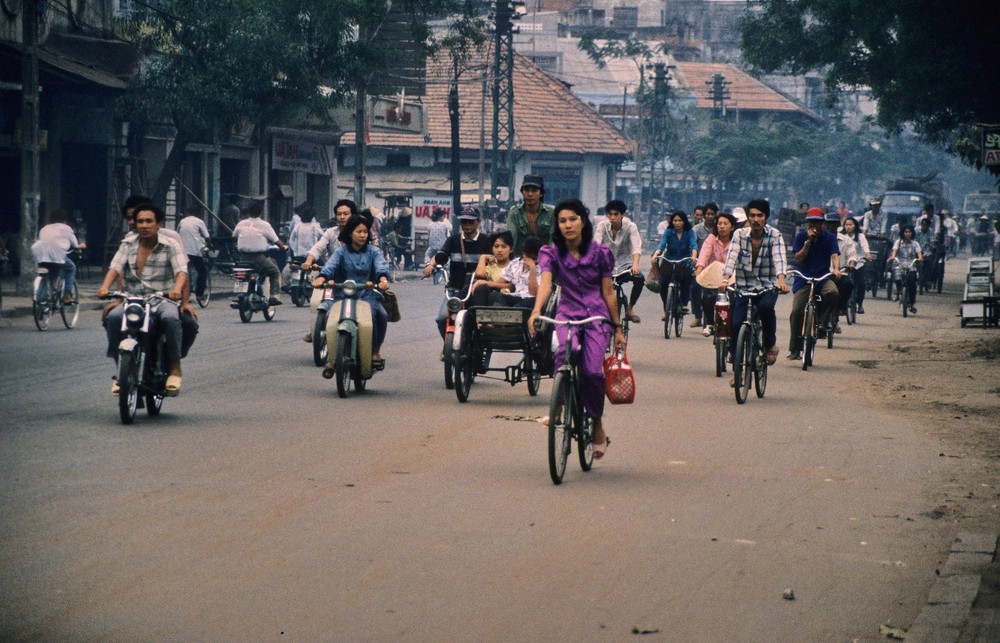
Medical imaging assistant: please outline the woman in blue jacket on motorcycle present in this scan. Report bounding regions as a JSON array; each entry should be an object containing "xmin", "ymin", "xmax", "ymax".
[{"xmin": 313, "ymin": 215, "xmax": 392, "ymax": 365}]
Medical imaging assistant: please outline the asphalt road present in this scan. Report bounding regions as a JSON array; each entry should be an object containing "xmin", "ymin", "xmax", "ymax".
[{"xmin": 0, "ymin": 268, "xmax": 967, "ymax": 640}]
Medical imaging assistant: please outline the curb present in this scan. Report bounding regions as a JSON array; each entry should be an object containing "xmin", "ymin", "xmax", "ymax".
[{"xmin": 907, "ymin": 532, "xmax": 999, "ymax": 642}]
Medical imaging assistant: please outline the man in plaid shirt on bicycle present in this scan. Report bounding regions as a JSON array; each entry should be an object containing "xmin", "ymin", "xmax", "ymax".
[{"xmin": 720, "ymin": 199, "xmax": 789, "ymax": 370}]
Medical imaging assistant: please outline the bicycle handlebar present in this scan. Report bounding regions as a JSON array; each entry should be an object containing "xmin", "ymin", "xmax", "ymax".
[
  {"xmin": 729, "ymin": 286, "xmax": 776, "ymax": 298},
  {"xmin": 786, "ymin": 270, "xmax": 834, "ymax": 282},
  {"xmin": 536, "ymin": 315, "xmax": 611, "ymax": 327},
  {"xmin": 655, "ymin": 256, "xmax": 693, "ymax": 265}
]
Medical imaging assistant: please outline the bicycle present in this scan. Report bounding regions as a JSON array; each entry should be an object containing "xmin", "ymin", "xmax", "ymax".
[
  {"xmin": 192, "ymin": 247, "xmax": 217, "ymax": 308},
  {"xmin": 32, "ymin": 257, "xmax": 80, "ymax": 331},
  {"xmin": 892, "ymin": 258, "xmax": 921, "ymax": 317},
  {"xmin": 843, "ymin": 266, "xmax": 858, "ymax": 326},
  {"xmin": 610, "ymin": 268, "xmax": 633, "ymax": 348},
  {"xmin": 786, "ymin": 270, "xmax": 833, "ymax": 371},
  {"xmin": 713, "ymin": 291, "xmax": 731, "ymax": 378},
  {"xmin": 536, "ymin": 314, "xmax": 610, "ymax": 485},
  {"xmin": 731, "ymin": 287, "xmax": 775, "ymax": 404},
  {"xmin": 656, "ymin": 257, "xmax": 692, "ymax": 339}
]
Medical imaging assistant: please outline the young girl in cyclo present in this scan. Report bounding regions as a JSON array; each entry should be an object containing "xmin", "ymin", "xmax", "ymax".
[
  {"xmin": 313, "ymin": 215, "xmax": 392, "ymax": 367},
  {"xmin": 470, "ymin": 230, "xmax": 515, "ymax": 307},
  {"xmin": 529, "ymin": 199, "xmax": 626, "ymax": 459}
]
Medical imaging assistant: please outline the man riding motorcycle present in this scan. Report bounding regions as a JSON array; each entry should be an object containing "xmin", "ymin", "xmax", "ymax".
[{"xmin": 97, "ymin": 203, "xmax": 189, "ymax": 396}]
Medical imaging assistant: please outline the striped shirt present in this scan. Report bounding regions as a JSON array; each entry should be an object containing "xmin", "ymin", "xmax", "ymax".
[
  {"xmin": 722, "ymin": 224, "xmax": 788, "ymax": 290},
  {"xmin": 110, "ymin": 232, "xmax": 188, "ymax": 294}
]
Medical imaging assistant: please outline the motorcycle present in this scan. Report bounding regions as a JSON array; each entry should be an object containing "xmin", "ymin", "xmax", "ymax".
[
  {"xmin": 287, "ymin": 255, "xmax": 313, "ymax": 307},
  {"xmin": 112, "ymin": 291, "xmax": 175, "ymax": 425},
  {"xmin": 230, "ymin": 263, "xmax": 276, "ymax": 322},
  {"xmin": 319, "ymin": 279, "xmax": 385, "ymax": 398}
]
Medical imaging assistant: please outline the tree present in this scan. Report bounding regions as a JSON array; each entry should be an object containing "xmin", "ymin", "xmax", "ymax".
[
  {"xmin": 739, "ymin": 0, "xmax": 1000, "ymax": 177},
  {"xmin": 116, "ymin": 0, "xmax": 465, "ymax": 206}
]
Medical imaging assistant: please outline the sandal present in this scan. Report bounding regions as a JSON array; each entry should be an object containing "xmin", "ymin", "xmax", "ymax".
[
  {"xmin": 303, "ymin": 333, "xmax": 313, "ymax": 343},
  {"xmin": 593, "ymin": 437, "xmax": 610, "ymax": 459},
  {"xmin": 371, "ymin": 358, "xmax": 386, "ymax": 371},
  {"xmin": 111, "ymin": 377, "xmax": 119, "ymax": 396},
  {"xmin": 165, "ymin": 375, "xmax": 182, "ymax": 397},
  {"xmin": 766, "ymin": 346, "xmax": 779, "ymax": 365}
]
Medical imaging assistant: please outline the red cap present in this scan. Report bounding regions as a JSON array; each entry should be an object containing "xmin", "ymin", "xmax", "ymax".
[{"xmin": 805, "ymin": 207, "xmax": 826, "ymax": 221}]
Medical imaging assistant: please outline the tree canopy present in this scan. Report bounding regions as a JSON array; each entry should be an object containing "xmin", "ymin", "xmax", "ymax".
[
  {"xmin": 739, "ymin": 0, "xmax": 1000, "ymax": 177},
  {"xmin": 115, "ymin": 0, "xmax": 467, "ymax": 204}
]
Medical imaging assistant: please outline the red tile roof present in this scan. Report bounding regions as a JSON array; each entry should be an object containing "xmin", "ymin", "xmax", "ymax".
[
  {"xmin": 344, "ymin": 49, "xmax": 632, "ymax": 156},
  {"xmin": 673, "ymin": 62, "xmax": 819, "ymax": 120}
]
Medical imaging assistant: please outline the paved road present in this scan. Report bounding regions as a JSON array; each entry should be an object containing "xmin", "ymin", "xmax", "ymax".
[{"xmin": 0, "ymin": 267, "xmax": 978, "ymax": 639}]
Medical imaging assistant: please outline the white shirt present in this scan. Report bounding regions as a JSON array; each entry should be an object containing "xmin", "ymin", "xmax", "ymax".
[
  {"xmin": 307, "ymin": 226, "xmax": 342, "ymax": 261},
  {"xmin": 177, "ymin": 216, "xmax": 211, "ymax": 256},
  {"xmin": 288, "ymin": 221, "xmax": 324, "ymax": 257},
  {"xmin": 499, "ymin": 257, "xmax": 539, "ymax": 297},
  {"xmin": 32, "ymin": 223, "xmax": 79, "ymax": 263},
  {"xmin": 233, "ymin": 217, "xmax": 279, "ymax": 252},
  {"xmin": 594, "ymin": 217, "xmax": 642, "ymax": 273}
]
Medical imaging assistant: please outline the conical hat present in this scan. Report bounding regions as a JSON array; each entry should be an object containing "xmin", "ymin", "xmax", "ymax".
[{"xmin": 695, "ymin": 261, "xmax": 725, "ymax": 289}]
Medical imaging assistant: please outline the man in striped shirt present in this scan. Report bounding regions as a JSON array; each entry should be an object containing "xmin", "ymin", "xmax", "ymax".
[{"xmin": 720, "ymin": 199, "xmax": 789, "ymax": 370}]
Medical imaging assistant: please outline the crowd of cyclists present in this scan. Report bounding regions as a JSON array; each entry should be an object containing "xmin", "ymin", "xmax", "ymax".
[{"xmin": 22, "ymin": 176, "xmax": 967, "ymax": 459}]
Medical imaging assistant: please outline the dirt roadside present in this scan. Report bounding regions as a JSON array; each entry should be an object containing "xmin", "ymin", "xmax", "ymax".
[{"xmin": 858, "ymin": 322, "xmax": 1000, "ymax": 609}]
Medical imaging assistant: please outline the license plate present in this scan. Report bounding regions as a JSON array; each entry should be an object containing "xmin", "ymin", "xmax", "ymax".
[{"xmin": 233, "ymin": 281, "xmax": 249, "ymax": 293}]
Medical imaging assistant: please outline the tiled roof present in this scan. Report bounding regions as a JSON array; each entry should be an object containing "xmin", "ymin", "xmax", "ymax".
[
  {"xmin": 672, "ymin": 62, "xmax": 820, "ymax": 120},
  {"xmin": 343, "ymin": 48, "xmax": 632, "ymax": 157}
]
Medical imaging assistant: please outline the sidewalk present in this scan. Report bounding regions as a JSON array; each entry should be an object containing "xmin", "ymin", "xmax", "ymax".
[{"xmin": 0, "ymin": 271, "xmax": 112, "ymax": 319}]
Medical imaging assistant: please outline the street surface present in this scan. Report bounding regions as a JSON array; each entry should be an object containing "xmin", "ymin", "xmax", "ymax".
[{"xmin": 0, "ymin": 265, "xmax": 987, "ymax": 639}]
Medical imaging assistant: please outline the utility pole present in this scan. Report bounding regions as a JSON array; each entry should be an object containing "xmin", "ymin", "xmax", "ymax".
[
  {"xmin": 19, "ymin": 0, "xmax": 41, "ymax": 294},
  {"xmin": 706, "ymin": 72, "xmax": 731, "ymax": 119},
  {"xmin": 491, "ymin": 0, "xmax": 521, "ymax": 206},
  {"xmin": 449, "ymin": 57, "xmax": 462, "ymax": 230},
  {"xmin": 354, "ymin": 82, "xmax": 367, "ymax": 208}
]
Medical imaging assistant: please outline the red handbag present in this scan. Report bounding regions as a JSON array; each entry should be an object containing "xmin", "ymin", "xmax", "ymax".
[{"xmin": 604, "ymin": 350, "xmax": 636, "ymax": 404}]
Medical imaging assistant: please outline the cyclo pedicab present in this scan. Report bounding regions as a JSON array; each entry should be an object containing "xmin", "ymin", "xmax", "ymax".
[{"xmin": 449, "ymin": 282, "xmax": 559, "ymax": 403}]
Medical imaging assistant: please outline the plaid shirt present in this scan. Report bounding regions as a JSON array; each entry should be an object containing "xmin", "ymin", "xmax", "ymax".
[
  {"xmin": 722, "ymin": 224, "xmax": 788, "ymax": 290},
  {"xmin": 110, "ymin": 232, "xmax": 188, "ymax": 295}
]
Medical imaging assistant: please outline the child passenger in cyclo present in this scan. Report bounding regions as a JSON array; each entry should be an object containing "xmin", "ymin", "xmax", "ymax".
[
  {"xmin": 529, "ymin": 199, "xmax": 626, "ymax": 460},
  {"xmin": 494, "ymin": 237, "xmax": 543, "ymax": 310},
  {"xmin": 470, "ymin": 231, "xmax": 515, "ymax": 307}
]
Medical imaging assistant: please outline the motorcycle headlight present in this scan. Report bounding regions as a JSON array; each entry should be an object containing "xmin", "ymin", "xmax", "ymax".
[
  {"xmin": 342, "ymin": 280, "xmax": 358, "ymax": 298},
  {"xmin": 125, "ymin": 303, "xmax": 145, "ymax": 326},
  {"xmin": 446, "ymin": 297, "xmax": 462, "ymax": 313}
]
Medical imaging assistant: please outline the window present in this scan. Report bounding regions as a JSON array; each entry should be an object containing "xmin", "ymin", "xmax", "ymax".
[
  {"xmin": 612, "ymin": 7, "xmax": 638, "ymax": 29},
  {"xmin": 529, "ymin": 55, "xmax": 559, "ymax": 75},
  {"xmin": 386, "ymin": 153, "xmax": 411, "ymax": 168}
]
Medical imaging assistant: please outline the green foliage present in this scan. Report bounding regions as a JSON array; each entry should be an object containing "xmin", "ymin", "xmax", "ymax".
[
  {"xmin": 739, "ymin": 0, "xmax": 1000, "ymax": 179},
  {"xmin": 577, "ymin": 29, "xmax": 658, "ymax": 70},
  {"xmin": 114, "ymin": 0, "xmax": 473, "ymax": 201},
  {"xmin": 688, "ymin": 116, "xmax": 982, "ymax": 202}
]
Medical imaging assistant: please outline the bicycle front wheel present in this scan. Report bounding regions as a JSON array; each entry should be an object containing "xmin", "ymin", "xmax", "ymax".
[
  {"xmin": 754, "ymin": 327, "xmax": 767, "ymax": 399},
  {"xmin": 61, "ymin": 283, "xmax": 79, "ymax": 329},
  {"xmin": 734, "ymin": 324, "xmax": 751, "ymax": 404},
  {"xmin": 802, "ymin": 305, "xmax": 815, "ymax": 370},
  {"xmin": 578, "ymin": 414, "xmax": 594, "ymax": 472},
  {"xmin": 663, "ymin": 285, "xmax": 675, "ymax": 339},
  {"xmin": 715, "ymin": 336, "xmax": 727, "ymax": 377},
  {"xmin": 547, "ymin": 371, "xmax": 573, "ymax": 484}
]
